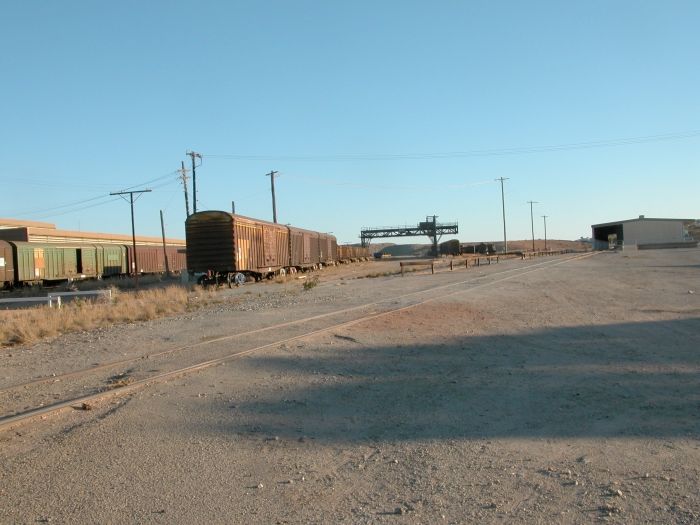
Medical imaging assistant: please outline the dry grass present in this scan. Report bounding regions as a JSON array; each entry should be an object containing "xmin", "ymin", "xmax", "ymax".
[
  {"xmin": 302, "ymin": 275, "xmax": 320, "ymax": 290},
  {"xmin": 0, "ymin": 285, "xmax": 220, "ymax": 348}
]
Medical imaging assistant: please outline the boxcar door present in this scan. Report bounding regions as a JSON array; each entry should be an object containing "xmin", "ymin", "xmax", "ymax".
[{"xmin": 262, "ymin": 226, "xmax": 278, "ymax": 267}]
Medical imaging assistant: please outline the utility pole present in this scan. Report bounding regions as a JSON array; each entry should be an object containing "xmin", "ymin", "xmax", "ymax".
[
  {"xmin": 160, "ymin": 210, "xmax": 171, "ymax": 276},
  {"xmin": 110, "ymin": 189, "xmax": 152, "ymax": 288},
  {"xmin": 266, "ymin": 170, "xmax": 279, "ymax": 223},
  {"xmin": 527, "ymin": 201, "xmax": 538, "ymax": 252},
  {"xmin": 178, "ymin": 161, "xmax": 190, "ymax": 217},
  {"xmin": 495, "ymin": 177, "xmax": 509, "ymax": 253},
  {"xmin": 542, "ymin": 215, "xmax": 548, "ymax": 251},
  {"xmin": 186, "ymin": 151, "xmax": 202, "ymax": 213},
  {"xmin": 231, "ymin": 200, "xmax": 235, "ymax": 214}
]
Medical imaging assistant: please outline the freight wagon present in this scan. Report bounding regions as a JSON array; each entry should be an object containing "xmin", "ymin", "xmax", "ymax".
[
  {"xmin": 0, "ymin": 241, "xmax": 187, "ymax": 289},
  {"xmin": 337, "ymin": 245, "xmax": 370, "ymax": 262},
  {"xmin": 186, "ymin": 211, "xmax": 338, "ymax": 285}
]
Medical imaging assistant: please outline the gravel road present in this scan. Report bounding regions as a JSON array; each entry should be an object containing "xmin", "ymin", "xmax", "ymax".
[{"xmin": 1, "ymin": 250, "xmax": 699, "ymax": 524}]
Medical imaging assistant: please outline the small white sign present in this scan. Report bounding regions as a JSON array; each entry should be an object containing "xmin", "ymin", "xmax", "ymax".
[{"xmin": 0, "ymin": 257, "xmax": 4, "ymax": 267}]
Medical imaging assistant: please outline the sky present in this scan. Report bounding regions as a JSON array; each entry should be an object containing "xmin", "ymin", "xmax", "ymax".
[{"xmin": 1, "ymin": 1, "xmax": 698, "ymax": 245}]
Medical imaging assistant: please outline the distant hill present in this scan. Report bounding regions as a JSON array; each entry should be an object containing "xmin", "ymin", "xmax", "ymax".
[{"xmin": 379, "ymin": 244, "xmax": 432, "ymax": 257}]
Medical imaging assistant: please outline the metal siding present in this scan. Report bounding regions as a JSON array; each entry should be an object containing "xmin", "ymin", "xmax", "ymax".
[
  {"xmin": 623, "ymin": 220, "xmax": 686, "ymax": 245},
  {"xmin": 289, "ymin": 229, "xmax": 304, "ymax": 267},
  {"xmin": 78, "ymin": 245, "xmax": 98, "ymax": 277},
  {"xmin": 186, "ymin": 211, "xmax": 236, "ymax": 272},
  {"xmin": 100, "ymin": 245, "xmax": 127, "ymax": 276},
  {"xmin": 13, "ymin": 243, "xmax": 37, "ymax": 281},
  {"xmin": 128, "ymin": 245, "xmax": 166, "ymax": 274},
  {"xmin": 164, "ymin": 246, "xmax": 187, "ymax": 273},
  {"xmin": 276, "ymin": 228, "xmax": 290, "ymax": 268},
  {"xmin": 0, "ymin": 240, "xmax": 14, "ymax": 284},
  {"xmin": 186, "ymin": 211, "xmax": 287, "ymax": 274},
  {"xmin": 262, "ymin": 225, "xmax": 278, "ymax": 267}
]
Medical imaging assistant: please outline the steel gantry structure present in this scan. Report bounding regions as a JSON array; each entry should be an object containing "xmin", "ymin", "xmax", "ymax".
[{"xmin": 360, "ymin": 215, "xmax": 458, "ymax": 256}]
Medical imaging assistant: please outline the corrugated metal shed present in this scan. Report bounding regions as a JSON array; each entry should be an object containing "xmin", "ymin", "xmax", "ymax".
[{"xmin": 0, "ymin": 225, "xmax": 184, "ymax": 247}]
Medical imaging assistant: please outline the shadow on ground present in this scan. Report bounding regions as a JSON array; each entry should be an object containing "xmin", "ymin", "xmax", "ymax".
[{"xmin": 185, "ymin": 317, "xmax": 700, "ymax": 442}]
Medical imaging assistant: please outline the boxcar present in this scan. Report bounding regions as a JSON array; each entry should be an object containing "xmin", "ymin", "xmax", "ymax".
[
  {"xmin": 288, "ymin": 226, "xmax": 320, "ymax": 271},
  {"xmin": 164, "ymin": 246, "xmax": 188, "ymax": 274},
  {"xmin": 53, "ymin": 244, "xmax": 99, "ymax": 279},
  {"xmin": 318, "ymin": 233, "xmax": 336, "ymax": 265},
  {"xmin": 0, "ymin": 240, "xmax": 15, "ymax": 288},
  {"xmin": 127, "ymin": 245, "xmax": 172, "ymax": 275},
  {"xmin": 98, "ymin": 244, "xmax": 128, "ymax": 277},
  {"xmin": 338, "ymin": 245, "xmax": 369, "ymax": 262},
  {"xmin": 10, "ymin": 242, "xmax": 80, "ymax": 283},
  {"xmin": 186, "ymin": 211, "xmax": 289, "ymax": 284}
]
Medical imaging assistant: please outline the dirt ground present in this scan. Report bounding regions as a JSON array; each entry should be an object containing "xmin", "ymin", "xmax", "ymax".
[{"xmin": 1, "ymin": 249, "xmax": 699, "ymax": 524}]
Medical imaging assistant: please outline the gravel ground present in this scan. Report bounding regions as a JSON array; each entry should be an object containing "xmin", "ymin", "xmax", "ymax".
[{"xmin": 1, "ymin": 250, "xmax": 699, "ymax": 524}]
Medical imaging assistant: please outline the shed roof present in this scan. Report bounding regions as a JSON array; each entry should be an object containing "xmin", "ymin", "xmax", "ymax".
[
  {"xmin": 591, "ymin": 217, "xmax": 694, "ymax": 229},
  {"xmin": 0, "ymin": 226, "xmax": 185, "ymax": 247}
]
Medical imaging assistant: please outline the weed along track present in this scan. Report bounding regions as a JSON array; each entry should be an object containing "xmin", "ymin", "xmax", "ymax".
[{"xmin": 0, "ymin": 253, "xmax": 595, "ymax": 431}]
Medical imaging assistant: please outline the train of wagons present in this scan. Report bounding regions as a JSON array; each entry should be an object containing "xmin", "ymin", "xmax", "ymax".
[
  {"xmin": 1, "ymin": 210, "xmax": 370, "ymax": 288},
  {"xmin": 0, "ymin": 240, "xmax": 186, "ymax": 289},
  {"xmin": 186, "ymin": 211, "xmax": 369, "ymax": 286}
]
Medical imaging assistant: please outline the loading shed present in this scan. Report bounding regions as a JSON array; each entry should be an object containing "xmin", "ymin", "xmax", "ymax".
[{"xmin": 591, "ymin": 216, "xmax": 696, "ymax": 250}]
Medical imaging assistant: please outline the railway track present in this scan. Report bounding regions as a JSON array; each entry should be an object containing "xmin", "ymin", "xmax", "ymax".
[{"xmin": 0, "ymin": 252, "xmax": 596, "ymax": 431}]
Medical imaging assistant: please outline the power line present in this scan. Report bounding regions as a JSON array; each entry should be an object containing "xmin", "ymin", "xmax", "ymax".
[
  {"xmin": 201, "ymin": 129, "xmax": 700, "ymax": 162},
  {"xmin": 7, "ymin": 171, "xmax": 179, "ymax": 219},
  {"xmin": 527, "ymin": 201, "xmax": 538, "ymax": 252},
  {"xmin": 266, "ymin": 170, "xmax": 279, "ymax": 223},
  {"xmin": 7, "ymin": 194, "xmax": 117, "ymax": 217},
  {"xmin": 186, "ymin": 151, "xmax": 202, "ymax": 213},
  {"xmin": 278, "ymin": 173, "xmax": 494, "ymax": 191},
  {"xmin": 109, "ymin": 189, "xmax": 152, "ymax": 288},
  {"xmin": 495, "ymin": 177, "xmax": 509, "ymax": 253}
]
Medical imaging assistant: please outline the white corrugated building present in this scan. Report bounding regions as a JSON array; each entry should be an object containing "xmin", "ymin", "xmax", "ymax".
[{"xmin": 591, "ymin": 216, "xmax": 696, "ymax": 250}]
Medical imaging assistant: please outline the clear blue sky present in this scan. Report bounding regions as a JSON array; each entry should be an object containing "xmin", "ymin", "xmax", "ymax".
[{"xmin": 1, "ymin": 1, "xmax": 698, "ymax": 244}]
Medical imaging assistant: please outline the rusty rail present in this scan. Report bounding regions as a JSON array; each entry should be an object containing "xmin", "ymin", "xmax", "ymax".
[
  {"xmin": 401, "ymin": 254, "xmax": 502, "ymax": 276},
  {"xmin": 520, "ymin": 249, "xmax": 573, "ymax": 260},
  {"xmin": 400, "ymin": 260, "xmax": 435, "ymax": 275}
]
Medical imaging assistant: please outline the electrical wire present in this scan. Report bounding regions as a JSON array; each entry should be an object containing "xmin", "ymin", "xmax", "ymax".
[
  {"xmin": 202, "ymin": 129, "xmax": 700, "ymax": 161},
  {"xmin": 29, "ymin": 197, "xmax": 123, "ymax": 220},
  {"xmin": 283, "ymin": 173, "xmax": 494, "ymax": 191},
  {"xmin": 7, "ymin": 171, "xmax": 180, "ymax": 219}
]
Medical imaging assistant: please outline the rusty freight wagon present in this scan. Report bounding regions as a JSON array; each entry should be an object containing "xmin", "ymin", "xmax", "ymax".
[
  {"xmin": 123, "ymin": 245, "xmax": 187, "ymax": 275},
  {"xmin": 186, "ymin": 211, "xmax": 291, "ymax": 285},
  {"xmin": 288, "ymin": 226, "xmax": 321, "ymax": 272},
  {"xmin": 338, "ymin": 245, "xmax": 370, "ymax": 262},
  {"xmin": 318, "ymin": 233, "xmax": 337, "ymax": 265}
]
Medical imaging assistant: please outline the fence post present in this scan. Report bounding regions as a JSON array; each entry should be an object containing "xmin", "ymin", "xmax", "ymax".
[
  {"xmin": 450, "ymin": 260, "xmax": 453, "ymax": 271},
  {"xmin": 431, "ymin": 262, "xmax": 434, "ymax": 275},
  {"xmin": 401, "ymin": 263, "xmax": 404, "ymax": 277}
]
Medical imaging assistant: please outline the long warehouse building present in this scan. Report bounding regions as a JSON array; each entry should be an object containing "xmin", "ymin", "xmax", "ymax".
[
  {"xmin": 591, "ymin": 216, "xmax": 696, "ymax": 250},
  {"xmin": 0, "ymin": 218, "xmax": 185, "ymax": 247}
]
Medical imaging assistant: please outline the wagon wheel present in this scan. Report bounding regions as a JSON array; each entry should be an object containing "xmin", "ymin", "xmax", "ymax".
[
  {"xmin": 233, "ymin": 273, "xmax": 246, "ymax": 286},
  {"xmin": 279, "ymin": 268, "xmax": 286, "ymax": 277}
]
